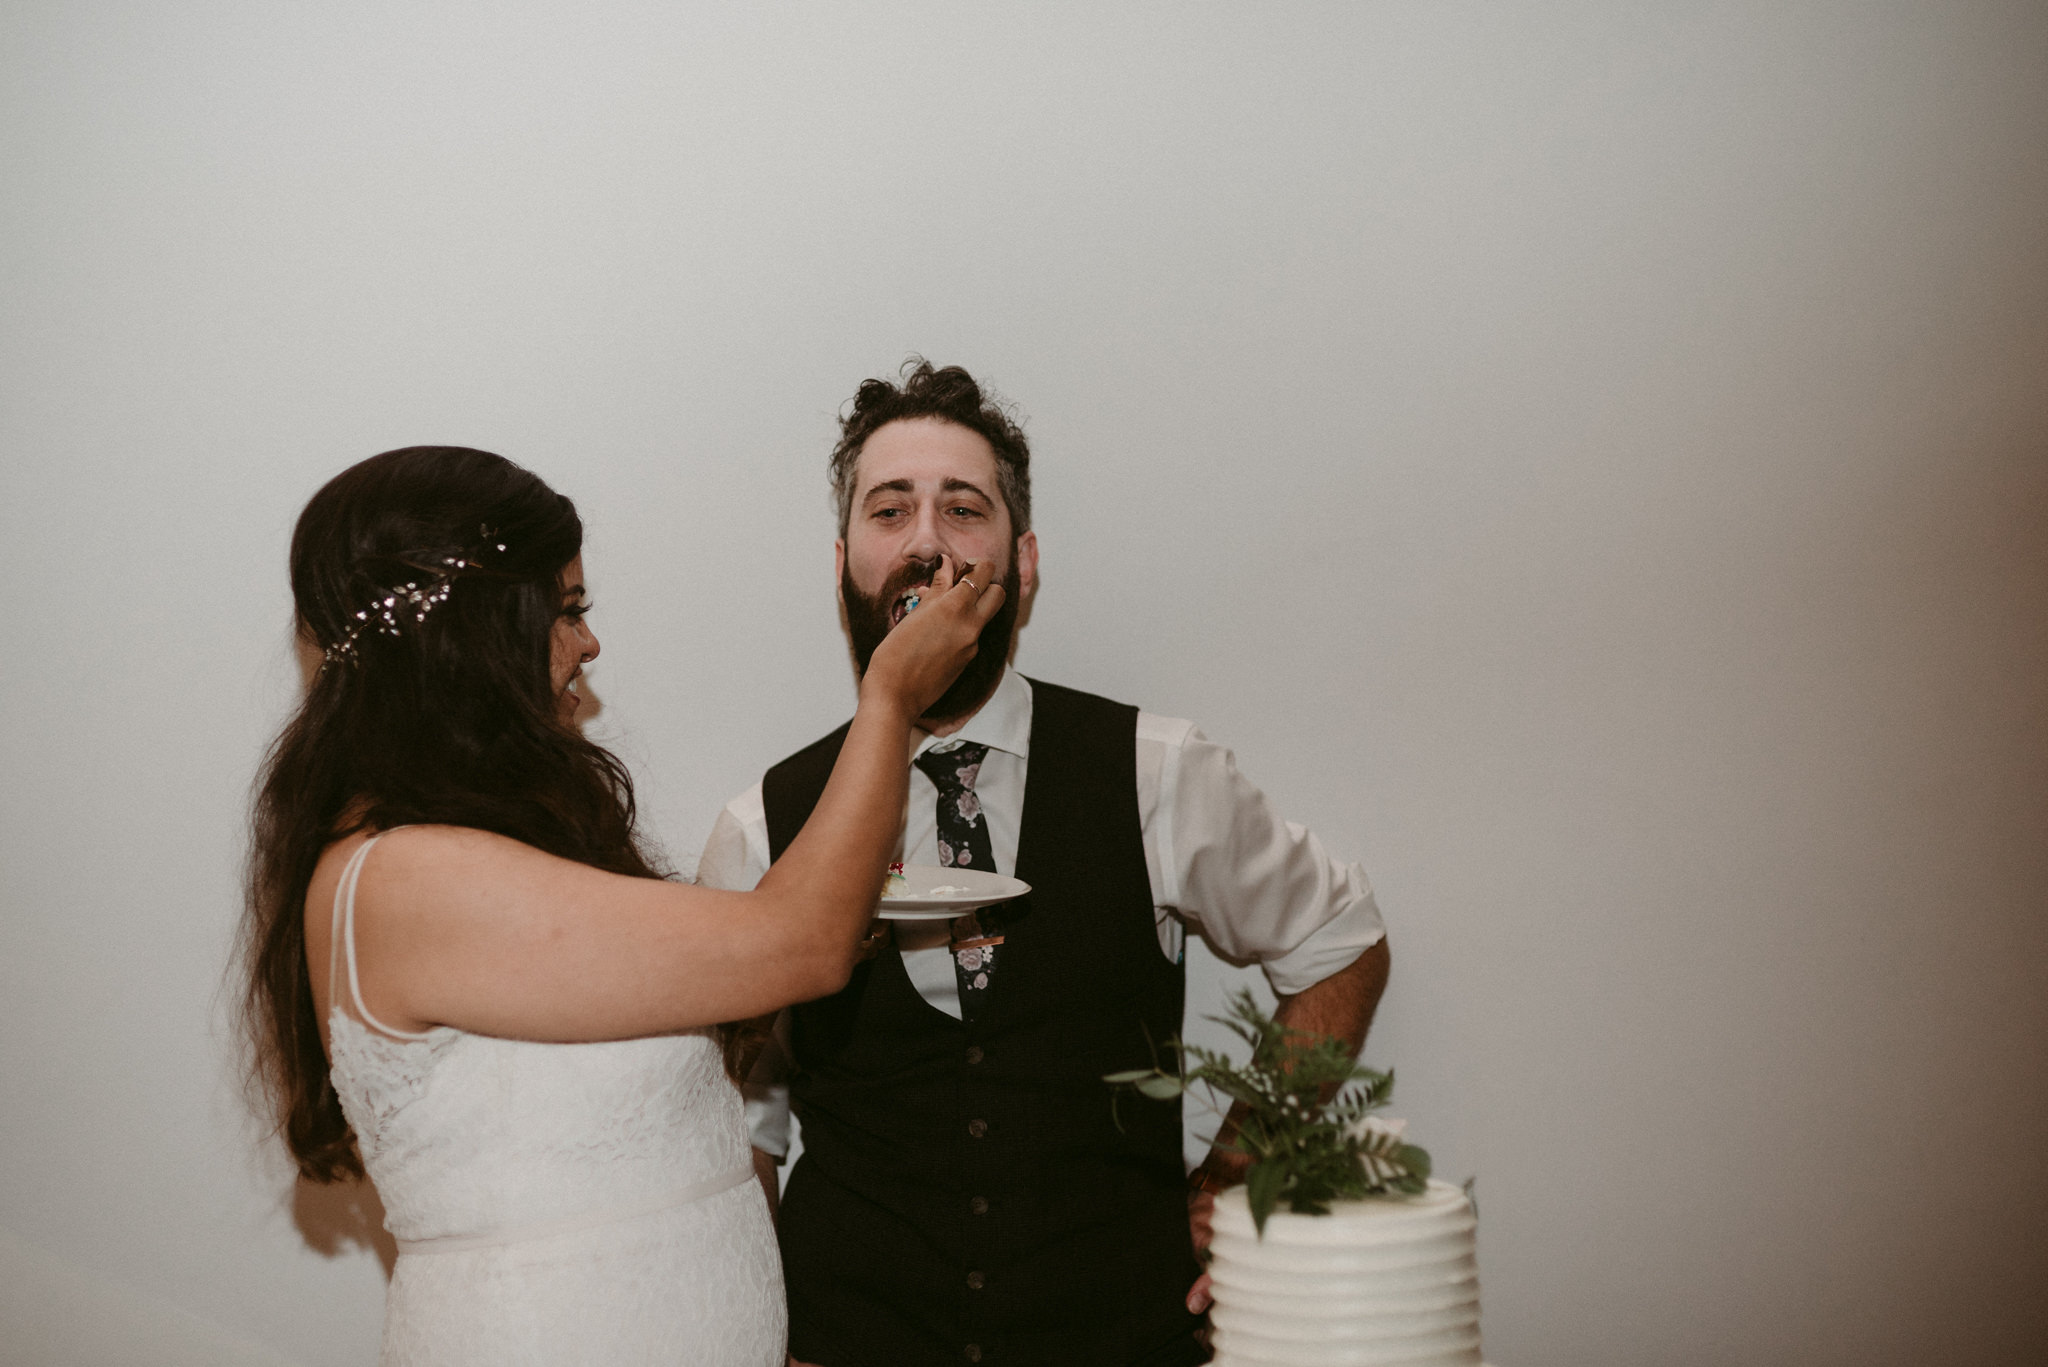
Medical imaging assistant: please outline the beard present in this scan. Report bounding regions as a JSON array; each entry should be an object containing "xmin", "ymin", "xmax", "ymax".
[{"xmin": 843, "ymin": 551, "xmax": 1022, "ymax": 725}]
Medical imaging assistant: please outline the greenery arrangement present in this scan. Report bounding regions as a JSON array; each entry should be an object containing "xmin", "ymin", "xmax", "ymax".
[{"xmin": 1106, "ymin": 990, "xmax": 1432, "ymax": 1234}]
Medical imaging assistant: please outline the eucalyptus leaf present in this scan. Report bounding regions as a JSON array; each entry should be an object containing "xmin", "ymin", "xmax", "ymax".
[
  {"xmin": 1101, "ymin": 1069, "xmax": 1156, "ymax": 1084},
  {"xmin": 1135, "ymin": 1076, "xmax": 1185, "ymax": 1100},
  {"xmin": 1246, "ymin": 1160, "xmax": 1286, "ymax": 1237}
]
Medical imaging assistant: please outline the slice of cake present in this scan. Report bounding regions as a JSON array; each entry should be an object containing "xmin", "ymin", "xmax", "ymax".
[
  {"xmin": 884, "ymin": 861, "xmax": 910, "ymax": 897},
  {"xmin": 1206, "ymin": 1179, "xmax": 1481, "ymax": 1367}
]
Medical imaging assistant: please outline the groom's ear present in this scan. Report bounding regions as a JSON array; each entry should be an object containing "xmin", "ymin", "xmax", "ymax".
[
  {"xmin": 833, "ymin": 538, "xmax": 846, "ymax": 594},
  {"xmin": 1016, "ymin": 529, "xmax": 1039, "ymax": 603}
]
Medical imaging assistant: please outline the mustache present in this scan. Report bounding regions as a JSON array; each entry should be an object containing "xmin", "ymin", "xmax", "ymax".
[
  {"xmin": 882, "ymin": 554, "xmax": 990, "ymax": 613},
  {"xmin": 886, "ymin": 556, "xmax": 943, "ymax": 599}
]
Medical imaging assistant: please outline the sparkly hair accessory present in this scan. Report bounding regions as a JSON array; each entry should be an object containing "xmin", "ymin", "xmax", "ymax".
[{"xmin": 319, "ymin": 525, "xmax": 505, "ymax": 667}]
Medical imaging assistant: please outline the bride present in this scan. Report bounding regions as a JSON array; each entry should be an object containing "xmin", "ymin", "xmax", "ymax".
[{"xmin": 239, "ymin": 445, "xmax": 1001, "ymax": 1365}]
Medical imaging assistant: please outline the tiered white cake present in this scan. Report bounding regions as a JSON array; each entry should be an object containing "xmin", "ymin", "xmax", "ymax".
[{"xmin": 1207, "ymin": 1179, "xmax": 1482, "ymax": 1367}]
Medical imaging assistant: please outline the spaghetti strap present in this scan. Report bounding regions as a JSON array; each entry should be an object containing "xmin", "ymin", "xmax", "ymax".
[{"xmin": 328, "ymin": 830, "xmax": 436, "ymax": 1042}]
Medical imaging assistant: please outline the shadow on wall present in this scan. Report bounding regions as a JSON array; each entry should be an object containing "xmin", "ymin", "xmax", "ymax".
[{"xmin": 293, "ymin": 1178, "xmax": 396, "ymax": 1280}]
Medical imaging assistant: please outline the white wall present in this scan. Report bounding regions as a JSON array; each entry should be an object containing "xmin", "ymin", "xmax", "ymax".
[{"xmin": 4, "ymin": 3, "xmax": 2044, "ymax": 1364}]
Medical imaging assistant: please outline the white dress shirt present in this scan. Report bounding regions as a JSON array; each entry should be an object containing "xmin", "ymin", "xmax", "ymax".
[{"xmin": 696, "ymin": 667, "xmax": 1386, "ymax": 1158}]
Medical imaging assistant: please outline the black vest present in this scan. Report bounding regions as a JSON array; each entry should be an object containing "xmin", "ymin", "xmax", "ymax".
[{"xmin": 762, "ymin": 680, "xmax": 1206, "ymax": 1367}]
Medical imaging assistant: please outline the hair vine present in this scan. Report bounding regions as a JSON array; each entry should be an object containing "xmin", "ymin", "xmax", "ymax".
[{"xmin": 318, "ymin": 523, "xmax": 510, "ymax": 668}]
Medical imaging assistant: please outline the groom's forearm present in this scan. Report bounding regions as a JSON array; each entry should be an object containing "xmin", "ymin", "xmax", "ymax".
[
  {"xmin": 1196, "ymin": 938, "xmax": 1390, "ymax": 1182},
  {"xmin": 752, "ymin": 1147, "xmax": 781, "ymax": 1225}
]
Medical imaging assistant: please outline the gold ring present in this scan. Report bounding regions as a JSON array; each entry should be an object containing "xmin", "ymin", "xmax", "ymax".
[{"xmin": 960, "ymin": 579, "xmax": 976, "ymax": 592}]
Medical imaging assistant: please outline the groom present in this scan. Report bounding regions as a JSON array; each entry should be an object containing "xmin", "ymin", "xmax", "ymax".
[{"xmin": 697, "ymin": 361, "xmax": 1391, "ymax": 1367}]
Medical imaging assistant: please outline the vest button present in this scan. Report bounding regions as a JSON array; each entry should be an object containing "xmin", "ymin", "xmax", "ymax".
[
  {"xmin": 967, "ymin": 1118, "xmax": 988, "ymax": 1138},
  {"xmin": 965, "ymin": 1045, "xmax": 984, "ymax": 1065},
  {"xmin": 967, "ymin": 1270, "xmax": 986, "ymax": 1290},
  {"xmin": 964, "ymin": 1346, "xmax": 982, "ymax": 1363},
  {"xmin": 970, "ymin": 1196, "xmax": 989, "ymax": 1215}
]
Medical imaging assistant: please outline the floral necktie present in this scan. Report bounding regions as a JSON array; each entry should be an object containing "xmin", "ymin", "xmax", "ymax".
[{"xmin": 915, "ymin": 742, "xmax": 1002, "ymax": 1016}]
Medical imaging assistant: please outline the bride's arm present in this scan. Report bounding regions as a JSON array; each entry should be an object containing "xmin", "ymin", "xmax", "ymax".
[{"xmin": 311, "ymin": 558, "xmax": 1004, "ymax": 1043}]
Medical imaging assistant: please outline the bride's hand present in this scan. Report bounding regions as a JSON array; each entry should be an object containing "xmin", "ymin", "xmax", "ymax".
[{"xmin": 859, "ymin": 554, "xmax": 1005, "ymax": 721}]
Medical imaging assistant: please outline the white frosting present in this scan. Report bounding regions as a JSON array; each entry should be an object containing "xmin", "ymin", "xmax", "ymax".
[{"xmin": 1207, "ymin": 1179, "xmax": 1481, "ymax": 1367}]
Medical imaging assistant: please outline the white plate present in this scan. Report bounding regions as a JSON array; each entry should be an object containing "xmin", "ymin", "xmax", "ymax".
[{"xmin": 876, "ymin": 865, "xmax": 1030, "ymax": 920}]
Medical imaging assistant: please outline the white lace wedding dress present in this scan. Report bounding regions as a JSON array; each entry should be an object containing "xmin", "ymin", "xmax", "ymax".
[{"xmin": 323, "ymin": 833, "xmax": 786, "ymax": 1365}]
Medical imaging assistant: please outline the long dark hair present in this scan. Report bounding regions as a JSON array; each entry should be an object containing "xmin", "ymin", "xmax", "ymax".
[{"xmin": 242, "ymin": 446, "xmax": 665, "ymax": 1182}]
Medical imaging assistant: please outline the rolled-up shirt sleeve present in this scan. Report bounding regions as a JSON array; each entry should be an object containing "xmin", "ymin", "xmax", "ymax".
[
  {"xmin": 1147, "ymin": 720, "xmax": 1386, "ymax": 997},
  {"xmin": 696, "ymin": 787, "xmax": 794, "ymax": 1158}
]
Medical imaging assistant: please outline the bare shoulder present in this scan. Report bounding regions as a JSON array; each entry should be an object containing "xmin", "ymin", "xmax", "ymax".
[
  {"xmin": 305, "ymin": 825, "xmax": 682, "ymax": 1037},
  {"xmin": 308, "ymin": 825, "xmax": 606, "ymax": 936},
  {"xmin": 345, "ymin": 825, "xmax": 641, "ymax": 920},
  {"xmin": 303, "ymin": 824, "xmax": 775, "ymax": 1041},
  {"xmin": 361, "ymin": 823, "xmax": 555, "ymax": 877},
  {"xmin": 309, "ymin": 822, "xmax": 511, "ymax": 886}
]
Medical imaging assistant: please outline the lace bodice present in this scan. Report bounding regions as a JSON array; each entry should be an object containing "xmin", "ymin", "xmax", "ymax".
[
  {"xmin": 320, "ymin": 833, "xmax": 784, "ymax": 1365},
  {"xmin": 328, "ymin": 1016, "xmax": 750, "ymax": 1246}
]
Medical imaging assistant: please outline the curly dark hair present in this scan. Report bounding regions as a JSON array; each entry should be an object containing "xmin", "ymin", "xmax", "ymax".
[
  {"xmin": 240, "ymin": 446, "xmax": 671, "ymax": 1182},
  {"xmin": 829, "ymin": 359, "xmax": 1031, "ymax": 538}
]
